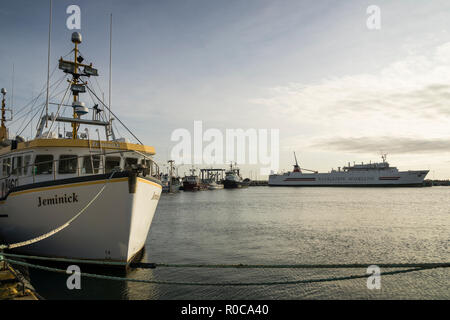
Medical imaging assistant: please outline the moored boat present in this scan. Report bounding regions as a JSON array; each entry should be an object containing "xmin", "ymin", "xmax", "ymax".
[
  {"xmin": 161, "ymin": 160, "xmax": 181, "ymax": 193},
  {"xmin": 208, "ymin": 181, "xmax": 224, "ymax": 190},
  {"xmin": 182, "ymin": 168, "xmax": 201, "ymax": 191},
  {"xmin": 0, "ymin": 32, "xmax": 162, "ymax": 265},
  {"xmin": 269, "ymin": 152, "xmax": 429, "ymax": 187},
  {"xmin": 223, "ymin": 163, "xmax": 249, "ymax": 189}
]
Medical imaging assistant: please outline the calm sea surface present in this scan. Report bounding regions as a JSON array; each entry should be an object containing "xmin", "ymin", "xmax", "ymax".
[{"xmin": 27, "ymin": 186, "xmax": 449, "ymax": 299}]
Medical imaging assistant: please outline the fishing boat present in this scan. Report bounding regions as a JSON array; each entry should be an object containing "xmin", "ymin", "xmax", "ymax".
[
  {"xmin": 208, "ymin": 181, "xmax": 224, "ymax": 190},
  {"xmin": 161, "ymin": 160, "xmax": 181, "ymax": 193},
  {"xmin": 223, "ymin": 163, "xmax": 249, "ymax": 189},
  {"xmin": 182, "ymin": 168, "xmax": 201, "ymax": 191},
  {"xmin": 161, "ymin": 174, "xmax": 181, "ymax": 193},
  {"xmin": 206, "ymin": 173, "xmax": 224, "ymax": 190},
  {"xmin": 0, "ymin": 32, "xmax": 162, "ymax": 264},
  {"xmin": 268, "ymin": 152, "xmax": 429, "ymax": 187}
]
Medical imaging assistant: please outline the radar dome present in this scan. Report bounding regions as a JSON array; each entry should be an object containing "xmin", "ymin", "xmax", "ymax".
[{"xmin": 71, "ymin": 32, "xmax": 82, "ymax": 44}]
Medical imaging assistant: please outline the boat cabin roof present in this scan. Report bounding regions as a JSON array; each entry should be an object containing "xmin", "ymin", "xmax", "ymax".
[{"xmin": 0, "ymin": 138, "xmax": 155, "ymax": 156}]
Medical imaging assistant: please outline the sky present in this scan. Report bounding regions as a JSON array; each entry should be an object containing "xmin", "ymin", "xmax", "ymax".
[{"xmin": 1, "ymin": 0, "xmax": 450, "ymax": 178}]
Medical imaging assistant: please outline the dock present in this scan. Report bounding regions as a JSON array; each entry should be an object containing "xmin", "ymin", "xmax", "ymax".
[
  {"xmin": 249, "ymin": 180, "xmax": 268, "ymax": 186},
  {"xmin": 0, "ymin": 254, "xmax": 39, "ymax": 300}
]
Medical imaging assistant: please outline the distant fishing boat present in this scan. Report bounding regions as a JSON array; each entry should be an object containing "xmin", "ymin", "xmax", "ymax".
[
  {"xmin": 161, "ymin": 160, "xmax": 181, "ymax": 193},
  {"xmin": 0, "ymin": 32, "xmax": 162, "ymax": 264},
  {"xmin": 183, "ymin": 168, "xmax": 201, "ymax": 191},
  {"xmin": 223, "ymin": 163, "xmax": 250, "ymax": 189},
  {"xmin": 208, "ymin": 176, "xmax": 224, "ymax": 190},
  {"xmin": 161, "ymin": 174, "xmax": 181, "ymax": 193},
  {"xmin": 269, "ymin": 152, "xmax": 429, "ymax": 187}
]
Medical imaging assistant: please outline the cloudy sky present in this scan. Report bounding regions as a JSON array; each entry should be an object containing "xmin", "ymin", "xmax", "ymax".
[{"xmin": 1, "ymin": 0, "xmax": 450, "ymax": 178}]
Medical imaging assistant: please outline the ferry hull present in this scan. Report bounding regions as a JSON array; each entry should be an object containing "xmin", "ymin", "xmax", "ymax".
[
  {"xmin": 268, "ymin": 170, "xmax": 429, "ymax": 187},
  {"xmin": 0, "ymin": 174, "xmax": 162, "ymax": 264}
]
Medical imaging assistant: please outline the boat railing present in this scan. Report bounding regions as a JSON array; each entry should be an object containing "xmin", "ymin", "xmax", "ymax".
[{"xmin": 0, "ymin": 149, "xmax": 160, "ymax": 198}]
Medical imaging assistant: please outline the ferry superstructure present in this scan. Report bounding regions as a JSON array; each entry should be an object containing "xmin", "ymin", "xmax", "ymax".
[
  {"xmin": 269, "ymin": 153, "xmax": 429, "ymax": 187},
  {"xmin": 0, "ymin": 32, "xmax": 162, "ymax": 264}
]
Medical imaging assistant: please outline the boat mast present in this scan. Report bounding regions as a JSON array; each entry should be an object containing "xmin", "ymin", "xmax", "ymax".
[
  {"xmin": 168, "ymin": 160, "xmax": 174, "ymax": 193},
  {"xmin": 0, "ymin": 88, "xmax": 7, "ymax": 141},
  {"xmin": 72, "ymin": 33, "xmax": 81, "ymax": 139},
  {"xmin": 45, "ymin": 0, "xmax": 52, "ymax": 128},
  {"xmin": 109, "ymin": 13, "xmax": 112, "ymax": 129},
  {"xmin": 55, "ymin": 32, "xmax": 99, "ymax": 140}
]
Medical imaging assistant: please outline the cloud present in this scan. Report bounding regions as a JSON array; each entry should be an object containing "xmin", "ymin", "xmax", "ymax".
[
  {"xmin": 250, "ymin": 42, "xmax": 450, "ymax": 137},
  {"xmin": 311, "ymin": 136, "xmax": 450, "ymax": 154}
]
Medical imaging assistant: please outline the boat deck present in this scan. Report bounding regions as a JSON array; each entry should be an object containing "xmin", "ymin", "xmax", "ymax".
[{"xmin": 0, "ymin": 257, "xmax": 39, "ymax": 300}]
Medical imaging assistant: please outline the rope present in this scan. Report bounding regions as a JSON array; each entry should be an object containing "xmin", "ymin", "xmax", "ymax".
[
  {"xmin": 142, "ymin": 262, "xmax": 450, "ymax": 269},
  {"xmin": 0, "ymin": 171, "xmax": 117, "ymax": 250},
  {"xmin": 3, "ymin": 257, "xmax": 446, "ymax": 287},
  {"xmin": 85, "ymin": 84, "xmax": 144, "ymax": 145},
  {"xmin": 1, "ymin": 252, "xmax": 449, "ymax": 270},
  {"xmin": 1, "ymin": 252, "xmax": 126, "ymax": 267}
]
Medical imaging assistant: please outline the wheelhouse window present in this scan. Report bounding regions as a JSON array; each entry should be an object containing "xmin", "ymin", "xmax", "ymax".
[
  {"xmin": 23, "ymin": 155, "xmax": 32, "ymax": 176},
  {"xmin": 35, "ymin": 155, "xmax": 54, "ymax": 175},
  {"xmin": 105, "ymin": 156, "xmax": 121, "ymax": 173},
  {"xmin": 58, "ymin": 155, "xmax": 78, "ymax": 174},
  {"xmin": 12, "ymin": 156, "xmax": 23, "ymax": 176},
  {"xmin": 124, "ymin": 157, "xmax": 138, "ymax": 170},
  {"xmin": 82, "ymin": 155, "xmax": 101, "ymax": 174},
  {"xmin": 2, "ymin": 158, "xmax": 11, "ymax": 177},
  {"xmin": 141, "ymin": 158, "xmax": 157, "ymax": 176}
]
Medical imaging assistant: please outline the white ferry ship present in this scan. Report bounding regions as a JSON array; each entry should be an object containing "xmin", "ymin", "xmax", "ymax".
[
  {"xmin": 269, "ymin": 153, "xmax": 429, "ymax": 187},
  {"xmin": 0, "ymin": 32, "xmax": 162, "ymax": 264}
]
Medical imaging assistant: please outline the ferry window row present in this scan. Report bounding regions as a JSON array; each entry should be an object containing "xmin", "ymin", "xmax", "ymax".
[{"xmin": 0, "ymin": 154, "xmax": 158, "ymax": 177}]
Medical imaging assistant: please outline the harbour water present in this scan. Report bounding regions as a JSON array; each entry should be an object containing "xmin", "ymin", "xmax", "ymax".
[{"xmin": 26, "ymin": 186, "xmax": 449, "ymax": 299}]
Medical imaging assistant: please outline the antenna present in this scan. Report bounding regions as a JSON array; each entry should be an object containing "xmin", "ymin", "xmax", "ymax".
[
  {"xmin": 108, "ymin": 13, "xmax": 112, "ymax": 126},
  {"xmin": 11, "ymin": 64, "xmax": 14, "ymax": 111},
  {"xmin": 45, "ymin": 0, "xmax": 52, "ymax": 127}
]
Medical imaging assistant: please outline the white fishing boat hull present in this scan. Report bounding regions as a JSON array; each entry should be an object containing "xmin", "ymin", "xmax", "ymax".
[
  {"xmin": 0, "ymin": 174, "xmax": 161, "ymax": 263},
  {"xmin": 268, "ymin": 170, "xmax": 429, "ymax": 187},
  {"xmin": 208, "ymin": 183, "xmax": 224, "ymax": 190}
]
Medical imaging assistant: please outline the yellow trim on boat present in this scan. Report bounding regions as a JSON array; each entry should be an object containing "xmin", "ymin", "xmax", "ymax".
[
  {"xmin": 137, "ymin": 177, "xmax": 163, "ymax": 189},
  {"xmin": 0, "ymin": 139, "xmax": 155, "ymax": 155}
]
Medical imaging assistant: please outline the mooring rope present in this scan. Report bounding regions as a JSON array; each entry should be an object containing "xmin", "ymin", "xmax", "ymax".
[
  {"xmin": 2, "ymin": 252, "xmax": 449, "ymax": 270},
  {"xmin": 3, "ymin": 257, "xmax": 447, "ymax": 287},
  {"xmin": 0, "ymin": 171, "xmax": 117, "ymax": 250}
]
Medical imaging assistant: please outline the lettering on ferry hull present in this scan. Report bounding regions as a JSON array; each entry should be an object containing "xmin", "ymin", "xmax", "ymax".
[{"xmin": 38, "ymin": 193, "xmax": 79, "ymax": 207}]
